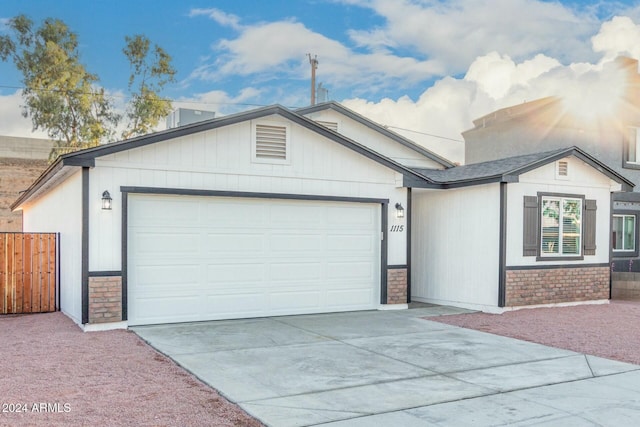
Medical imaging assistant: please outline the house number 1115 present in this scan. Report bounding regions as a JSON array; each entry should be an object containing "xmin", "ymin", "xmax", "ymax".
[{"xmin": 390, "ymin": 225, "xmax": 404, "ymax": 232}]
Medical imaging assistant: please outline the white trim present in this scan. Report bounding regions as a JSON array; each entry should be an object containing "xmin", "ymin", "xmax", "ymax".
[
  {"xmin": 82, "ymin": 321, "xmax": 128, "ymax": 332},
  {"xmin": 378, "ymin": 303, "xmax": 408, "ymax": 311},
  {"xmin": 251, "ymin": 120, "xmax": 291, "ymax": 165},
  {"xmin": 413, "ymin": 296, "xmax": 609, "ymax": 314}
]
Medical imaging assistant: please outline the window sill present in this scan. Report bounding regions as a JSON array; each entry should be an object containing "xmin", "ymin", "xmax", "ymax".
[
  {"xmin": 536, "ymin": 255, "xmax": 584, "ymax": 262},
  {"xmin": 622, "ymin": 160, "xmax": 640, "ymax": 170}
]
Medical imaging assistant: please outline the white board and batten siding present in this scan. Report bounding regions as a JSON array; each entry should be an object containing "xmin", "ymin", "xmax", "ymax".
[
  {"xmin": 506, "ymin": 158, "xmax": 619, "ymax": 267},
  {"xmin": 127, "ymin": 195, "xmax": 380, "ymax": 325},
  {"xmin": 411, "ymin": 185, "xmax": 501, "ymax": 310},
  {"xmin": 21, "ymin": 169, "xmax": 83, "ymax": 323}
]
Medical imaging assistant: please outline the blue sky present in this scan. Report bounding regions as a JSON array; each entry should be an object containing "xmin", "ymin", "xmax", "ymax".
[{"xmin": 2, "ymin": 0, "xmax": 640, "ymax": 161}]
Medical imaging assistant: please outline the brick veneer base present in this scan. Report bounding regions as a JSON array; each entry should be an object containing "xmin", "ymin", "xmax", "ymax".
[
  {"xmin": 505, "ymin": 266, "xmax": 609, "ymax": 307},
  {"xmin": 387, "ymin": 268, "xmax": 407, "ymax": 304},
  {"xmin": 88, "ymin": 276, "xmax": 122, "ymax": 324}
]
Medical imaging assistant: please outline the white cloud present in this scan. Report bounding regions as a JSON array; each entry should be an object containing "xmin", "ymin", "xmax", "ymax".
[
  {"xmin": 0, "ymin": 90, "xmax": 48, "ymax": 138},
  {"xmin": 342, "ymin": 0, "xmax": 599, "ymax": 72},
  {"xmin": 189, "ymin": 18, "xmax": 443, "ymax": 97},
  {"xmin": 592, "ymin": 16, "xmax": 640, "ymax": 60},
  {"xmin": 188, "ymin": 8, "xmax": 243, "ymax": 30}
]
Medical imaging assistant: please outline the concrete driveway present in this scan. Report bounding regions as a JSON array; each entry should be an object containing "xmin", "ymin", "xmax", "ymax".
[{"xmin": 133, "ymin": 305, "xmax": 640, "ymax": 426}]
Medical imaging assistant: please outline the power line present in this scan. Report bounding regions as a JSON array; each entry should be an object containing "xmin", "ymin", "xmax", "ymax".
[
  {"xmin": 384, "ymin": 125, "xmax": 464, "ymax": 143},
  {"xmin": 0, "ymin": 84, "xmax": 463, "ymax": 143}
]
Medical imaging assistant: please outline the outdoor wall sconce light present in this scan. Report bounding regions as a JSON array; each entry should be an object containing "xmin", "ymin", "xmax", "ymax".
[
  {"xmin": 102, "ymin": 190, "xmax": 112, "ymax": 210},
  {"xmin": 395, "ymin": 203, "xmax": 404, "ymax": 219}
]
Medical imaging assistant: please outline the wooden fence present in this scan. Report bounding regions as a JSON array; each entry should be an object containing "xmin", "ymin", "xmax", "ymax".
[{"xmin": 0, "ymin": 233, "xmax": 58, "ymax": 315}]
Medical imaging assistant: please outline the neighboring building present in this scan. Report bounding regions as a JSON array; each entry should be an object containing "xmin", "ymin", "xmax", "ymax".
[
  {"xmin": 166, "ymin": 108, "xmax": 216, "ymax": 129},
  {"xmin": 11, "ymin": 102, "xmax": 629, "ymax": 329},
  {"xmin": 0, "ymin": 136, "xmax": 54, "ymax": 231},
  {"xmin": 462, "ymin": 58, "xmax": 640, "ymax": 298}
]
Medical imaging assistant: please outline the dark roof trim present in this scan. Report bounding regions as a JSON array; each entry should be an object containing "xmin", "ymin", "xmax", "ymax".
[
  {"xmin": 297, "ymin": 101, "xmax": 456, "ymax": 168},
  {"xmin": 11, "ymin": 160, "xmax": 65, "ymax": 210},
  {"xmin": 411, "ymin": 146, "xmax": 634, "ymax": 189},
  {"xmin": 12, "ymin": 104, "xmax": 442, "ymax": 208},
  {"xmin": 510, "ymin": 147, "xmax": 634, "ymax": 189}
]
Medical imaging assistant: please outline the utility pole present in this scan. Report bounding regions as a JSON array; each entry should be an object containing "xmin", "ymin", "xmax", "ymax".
[{"xmin": 308, "ymin": 54, "xmax": 318, "ymax": 105}]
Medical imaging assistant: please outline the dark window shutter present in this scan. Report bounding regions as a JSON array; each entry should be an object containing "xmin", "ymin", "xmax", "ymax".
[
  {"xmin": 583, "ymin": 199, "xmax": 597, "ymax": 255},
  {"xmin": 523, "ymin": 196, "xmax": 538, "ymax": 256}
]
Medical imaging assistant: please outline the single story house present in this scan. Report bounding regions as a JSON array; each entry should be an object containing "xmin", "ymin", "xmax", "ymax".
[{"xmin": 11, "ymin": 103, "xmax": 632, "ymax": 329}]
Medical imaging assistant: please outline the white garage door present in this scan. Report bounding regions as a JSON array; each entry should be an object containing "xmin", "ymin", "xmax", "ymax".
[{"xmin": 127, "ymin": 194, "xmax": 381, "ymax": 325}]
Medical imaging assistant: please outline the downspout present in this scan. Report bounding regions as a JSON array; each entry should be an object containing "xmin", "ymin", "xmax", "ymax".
[
  {"xmin": 81, "ymin": 167, "xmax": 90, "ymax": 324},
  {"xmin": 498, "ymin": 182, "xmax": 507, "ymax": 307}
]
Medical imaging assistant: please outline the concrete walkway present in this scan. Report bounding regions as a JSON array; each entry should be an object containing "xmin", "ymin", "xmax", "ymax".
[{"xmin": 133, "ymin": 305, "xmax": 640, "ymax": 426}]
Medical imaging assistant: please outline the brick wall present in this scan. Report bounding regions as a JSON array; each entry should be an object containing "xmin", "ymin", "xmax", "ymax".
[
  {"xmin": 611, "ymin": 272, "xmax": 640, "ymax": 300},
  {"xmin": 0, "ymin": 158, "xmax": 48, "ymax": 232},
  {"xmin": 88, "ymin": 276, "xmax": 122, "ymax": 324},
  {"xmin": 387, "ymin": 268, "xmax": 407, "ymax": 304},
  {"xmin": 505, "ymin": 266, "xmax": 609, "ymax": 307}
]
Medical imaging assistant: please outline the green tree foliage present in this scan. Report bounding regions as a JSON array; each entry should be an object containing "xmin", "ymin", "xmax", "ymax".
[
  {"xmin": 0, "ymin": 15, "xmax": 119, "ymax": 159},
  {"xmin": 122, "ymin": 35, "xmax": 176, "ymax": 140},
  {"xmin": 0, "ymin": 16, "xmax": 177, "ymax": 160}
]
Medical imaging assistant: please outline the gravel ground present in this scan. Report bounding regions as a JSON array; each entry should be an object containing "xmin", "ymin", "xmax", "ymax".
[
  {"xmin": 0, "ymin": 312, "xmax": 262, "ymax": 427},
  {"xmin": 432, "ymin": 300, "xmax": 640, "ymax": 365},
  {"xmin": 3, "ymin": 302, "xmax": 638, "ymax": 426}
]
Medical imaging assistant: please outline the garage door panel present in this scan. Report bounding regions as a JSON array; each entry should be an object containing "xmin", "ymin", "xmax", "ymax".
[
  {"xmin": 128, "ymin": 194, "xmax": 381, "ymax": 325},
  {"xmin": 269, "ymin": 291, "xmax": 322, "ymax": 311},
  {"xmin": 202, "ymin": 293, "xmax": 267, "ymax": 316},
  {"xmin": 205, "ymin": 202, "xmax": 269, "ymax": 226},
  {"xmin": 132, "ymin": 295, "xmax": 201, "ymax": 323},
  {"xmin": 270, "ymin": 234, "xmax": 323, "ymax": 252},
  {"xmin": 269, "ymin": 204, "xmax": 324, "ymax": 226},
  {"xmin": 207, "ymin": 263, "xmax": 265, "ymax": 282},
  {"xmin": 327, "ymin": 261, "xmax": 375, "ymax": 279},
  {"xmin": 269, "ymin": 262, "xmax": 323, "ymax": 281},
  {"xmin": 133, "ymin": 232, "xmax": 200, "ymax": 255},
  {"xmin": 136, "ymin": 265, "xmax": 200, "ymax": 287},
  {"xmin": 326, "ymin": 289, "xmax": 376, "ymax": 306},
  {"xmin": 204, "ymin": 233, "xmax": 264, "ymax": 253},
  {"xmin": 327, "ymin": 234, "xmax": 375, "ymax": 251},
  {"xmin": 132, "ymin": 199, "xmax": 200, "ymax": 225},
  {"xmin": 328, "ymin": 206, "xmax": 375, "ymax": 226}
]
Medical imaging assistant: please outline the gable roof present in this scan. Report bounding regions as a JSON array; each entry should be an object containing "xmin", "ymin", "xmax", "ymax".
[
  {"xmin": 297, "ymin": 101, "xmax": 456, "ymax": 168},
  {"xmin": 412, "ymin": 146, "xmax": 634, "ymax": 189},
  {"xmin": 12, "ymin": 104, "xmax": 442, "ymax": 210}
]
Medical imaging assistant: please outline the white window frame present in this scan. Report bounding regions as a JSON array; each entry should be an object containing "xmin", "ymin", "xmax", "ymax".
[
  {"xmin": 540, "ymin": 196, "xmax": 583, "ymax": 257},
  {"xmin": 251, "ymin": 120, "xmax": 291, "ymax": 165},
  {"xmin": 627, "ymin": 127, "xmax": 640, "ymax": 164},
  {"xmin": 613, "ymin": 214, "xmax": 636, "ymax": 252}
]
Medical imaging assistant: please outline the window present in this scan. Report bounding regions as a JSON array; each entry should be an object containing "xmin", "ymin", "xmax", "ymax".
[
  {"xmin": 626, "ymin": 127, "xmax": 640, "ymax": 165},
  {"xmin": 613, "ymin": 214, "xmax": 636, "ymax": 252},
  {"xmin": 540, "ymin": 196, "xmax": 582, "ymax": 256},
  {"xmin": 523, "ymin": 194, "xmax": 595, "ymax": 259}
]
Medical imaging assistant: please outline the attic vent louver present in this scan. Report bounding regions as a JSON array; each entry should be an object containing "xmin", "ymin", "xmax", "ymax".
[
  {"xmin": 558, "ymin": 160, "xmax": 569, "ymax": 177},
  {"xmin": 315, "ymin": 120, "xmax": 338, "ymax": 132},
  {"xmin": 255, "ymin": 124, "xmax": 287, "ymax": 159}
]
